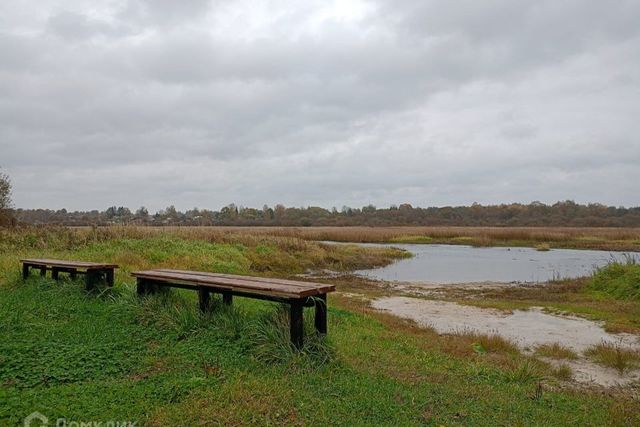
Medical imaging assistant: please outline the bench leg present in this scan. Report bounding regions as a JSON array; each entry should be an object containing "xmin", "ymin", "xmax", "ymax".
[
  {"xmin": 22, "ymin": 264, "xmax": 30, "ymax": 280},
  {"xmin": 85, "ymin": 270, "xmax": 99, "ymax": 291},
  {"xmin": 136, "ymin": 278, "xmax": 147, "ymax": 295},
  {"xmin": 105, "ymin": 269, "xmax": 114, "ymax": 287},
  {"xmin": 198, "ymin": 287, "xmax": 210, "ymax": 312},
  {"xmin": 314, "ymin": 294, "xmax": 327, "ymax": 335},
  {"xmin": 222, "ymin": 291, "xmax": 233, "ymax": 305},
  {"xmin": 40, "ymin": 266, "xmax": 47, "ymax": 277},
  {"xmin": 51, "ymin": 268, "xmax": 60, "ymax": 281},
  {"xmin": 290, "ymin": 299, "xmax": 304, "ymax": 350}
]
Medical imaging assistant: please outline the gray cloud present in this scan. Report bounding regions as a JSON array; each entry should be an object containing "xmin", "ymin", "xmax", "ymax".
[{"xmin": 0, "ymin": 0, "xmax": 639, "ymax": 211}]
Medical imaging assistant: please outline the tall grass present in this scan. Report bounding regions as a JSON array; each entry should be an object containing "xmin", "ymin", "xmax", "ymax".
[
  {"xmin": 135, "ymin": 288, "xmax": 335, "ymax": 368},
  {"xmin": 3, "ymin": 225, "xmax": 639, "ymax": 252},
  {"xmin": 0, "ymin": 226, "xmax": 409, "ymax": 281},
  {"xmin": 588, "ymin": 258, "xmax": 640, "ymax": 301},
  {"xmin": 534, "ymin": 343, "xmax": 578, "ymax": 360},
  {"xmin": 585, "ymin": 341, "xmax": 640, "ymax": 375},
  {"xmin": 249, "ymin": 306, "xmax": 334, "ymax": 368}
]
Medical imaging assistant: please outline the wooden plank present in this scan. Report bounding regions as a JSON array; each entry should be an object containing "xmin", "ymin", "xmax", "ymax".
[
  {"xmin": 20, "ymin": 258, "xmax": 119, "ymax": 269},
  {"xmin": 132, "ymin": 271, "xmax": 307, "ymax": 298},
  {"xmin": 156, "ymin": 269, "xmax": 335, "ymax": 291},
  {"xmin": 134, "ymin": 270, "xmax": 328, "ymax": 296},
  {"xmin": 131, "ymin": 270, "xmax": 330, "ymax": 298}
]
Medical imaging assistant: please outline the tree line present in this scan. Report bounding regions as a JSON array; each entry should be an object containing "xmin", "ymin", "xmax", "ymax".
[
  {"xmin": 2, "ymin": 170, "xmax": 639, "ymax": 227},
  {"xmin": 10, "ymin": 201, "xmax": 640, "ymax": 227}
]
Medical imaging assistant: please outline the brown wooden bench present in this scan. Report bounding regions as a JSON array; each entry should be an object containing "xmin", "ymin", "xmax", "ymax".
[
  {"xmin": 131, "ymin": 269, "xmax": 335, "ymax": 349},
  {"xmin": 21, "ymin": 258, "xmax": 118, "ymax": 290}
]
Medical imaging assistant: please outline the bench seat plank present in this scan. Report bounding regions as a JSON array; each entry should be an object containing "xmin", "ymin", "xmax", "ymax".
[
  {"xmin": 21, "ymin": 258, "xmax": 119, "ymax": 269},
  {"xmin": 156, "ymin": 269, "xmax": 334, "ymax": 290},
  {"xmin": 132, "ymin": 269, "xmax": 334, "ymax": 298}
]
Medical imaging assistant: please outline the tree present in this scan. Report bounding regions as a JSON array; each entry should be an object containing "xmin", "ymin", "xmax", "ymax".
[
  {"xmin": 0, "ymin": 169, "xmax": 14, "ymax": 226},
  {"xmin": 135, "ymin": 206, "xmax": 149, "ymax": 218}
]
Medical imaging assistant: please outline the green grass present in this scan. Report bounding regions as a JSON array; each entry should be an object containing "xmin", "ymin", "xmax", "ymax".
[
  {"xmin": 588, "ymin": 259, "xmax": 640, "ymax": 301},
  {"xmin": 1, "ymin": 230, "xmax": 639, "ymax": 425}
]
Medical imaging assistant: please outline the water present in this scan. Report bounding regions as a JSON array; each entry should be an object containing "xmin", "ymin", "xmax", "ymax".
[{"xmin": 354, "ymin": 244, "xmax": 636, "ymax": 284}]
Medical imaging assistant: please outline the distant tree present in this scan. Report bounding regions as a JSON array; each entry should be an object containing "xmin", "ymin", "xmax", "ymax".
[
  {"xmin": 362, "ymin": 204, "xmax": 376, "ymax": 214},
  {"xmin": 0, "ymin": 169, "xmax": 14, "ymax": 226},
  {"xmin": 105, "ymin": 206, "xmax": 117, "ymax": 219},
  {"xmin": 262, "ymin": 205, "xmax": 273, "ymax": 222},
  {"xmin": 274, "ymin": 204, "xmax": 286, "ymax": 222},
  {"xmin": 135, "ymin": 206, "xmax": 149, "ymax": 218},
  {"xmin": 220, "ymin": 204, "xmax": 239, "ymax": 222},
  {"xmin": 165, "ymin": 205, "xmax": 178, "ymax": 219}
]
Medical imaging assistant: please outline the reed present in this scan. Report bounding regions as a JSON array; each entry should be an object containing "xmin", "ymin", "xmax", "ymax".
[{"xmin": 4, "ymin": 225, "xmax": 638, "ymax": 251}]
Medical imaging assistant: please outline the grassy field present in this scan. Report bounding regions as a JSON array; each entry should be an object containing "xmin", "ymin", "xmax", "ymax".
[
  {"xmin": 1, "ymin": 227, "xmax": 639, "ymax": 425},
  {"xmin": 66, "ymin": 225, "xmax": 640, "ymax": 251}
]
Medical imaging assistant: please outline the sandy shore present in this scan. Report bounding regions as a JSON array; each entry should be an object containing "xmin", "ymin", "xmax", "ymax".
[{"xmin": 369, "ymin": 295, "xmax": 640, "ymax": 387}]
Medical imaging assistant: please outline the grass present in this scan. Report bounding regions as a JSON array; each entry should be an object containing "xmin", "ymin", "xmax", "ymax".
[
  {"xmin": 15, "ymin": 224, "xmax": 640, "ymax": 251},
  {"xmin": 552, "ymin": 364, "xmax": 574, "ymax": 381},
  {"xmin": 535, "ymin": 343, "xmax": 579, "ymax": 360},
  {"xmin": 535, "ymin": 242, "xmax": 551, "ymax": 251},
  {"xmin": 1, "ymin": 227, "xmax": 640, "ymax": 425},
  {"xmin": 196, "ymin": 225, "xmax": 640, "ymax": 251},
  {"xmin": 588, "ymin": 258, "xmax": 640, "ymax": 301},
  {"xmin": 585, "ymin": 342, "xmax": 640, "ymax": 375},
  {"xmin": 0, "ymin": 226, "xmax": 409, "ymax": 285}
]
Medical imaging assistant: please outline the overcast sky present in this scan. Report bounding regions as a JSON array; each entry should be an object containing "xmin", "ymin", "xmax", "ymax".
[{"xmin": 1, "ymin": 0, "xmax": 639, "ymax": 211}]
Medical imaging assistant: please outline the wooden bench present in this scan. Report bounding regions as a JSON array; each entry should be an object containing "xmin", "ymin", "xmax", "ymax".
[
  {"xmin": 21, "ymin": 258, "xmax": 118, "ymax": 290},
  {"xmin": 131, "ymin": 269, "xmax": 335, "ymax": 349}
]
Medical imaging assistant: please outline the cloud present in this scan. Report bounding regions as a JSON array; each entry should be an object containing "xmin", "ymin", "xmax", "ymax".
[{"xmin": 0, "ymin": 0, "xmax": 638, "ymax": 211}]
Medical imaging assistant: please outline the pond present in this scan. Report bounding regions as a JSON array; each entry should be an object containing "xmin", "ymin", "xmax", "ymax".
[{"xmin": 354, "ymin": 244, "xmax": 636, "ymax": 284}]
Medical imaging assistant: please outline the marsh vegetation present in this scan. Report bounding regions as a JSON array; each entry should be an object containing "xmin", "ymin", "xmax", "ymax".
[{"xmin": 1, "ymin": 226, "xmax": 639, "ymax": 425}]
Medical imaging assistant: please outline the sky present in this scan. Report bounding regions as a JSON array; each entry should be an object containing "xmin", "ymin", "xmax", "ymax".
[{"xmin": 1, "ymin": 0, "xmax": 639, "ymax": 212}]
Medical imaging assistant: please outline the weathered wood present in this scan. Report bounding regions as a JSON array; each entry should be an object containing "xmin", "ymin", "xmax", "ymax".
[
  {"xmin": 132, "ymin": 269, "xmax": 334, "ymax": 298},
  {"xmin": 222, "ymin": 291, "xmax": 233, "ymax": 305},
  {"xmin": 20, "ymin": 258, "xmax": 118, "ymax": 269},
  {"xmin": 85, "ymin": 270, "xmax": 106, "ymax": 291},
  {"xmin": 157, "ymin": 269, "xmax": 334, "ymax": 290},
  {"xmin": 290, "ymin": 299, "xmax": 304, "ymax": 350},
  {"xmin": 198, "ymin": 287, "xmax": 211, "ymax": 312},
  {"xmin": 20, "ymin": 259, "xmax": 118, "ymax": 289},
  {"xmin": 136, "ymin": 278, "xmax": 147, "ymax": 295},
  {"xmin": 105, "ymin": 269, "xmax": 114, "ymax": 287},
  {"xmin": 314, "ymin": 294, "xmax": 327, "ymax": 335}
]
